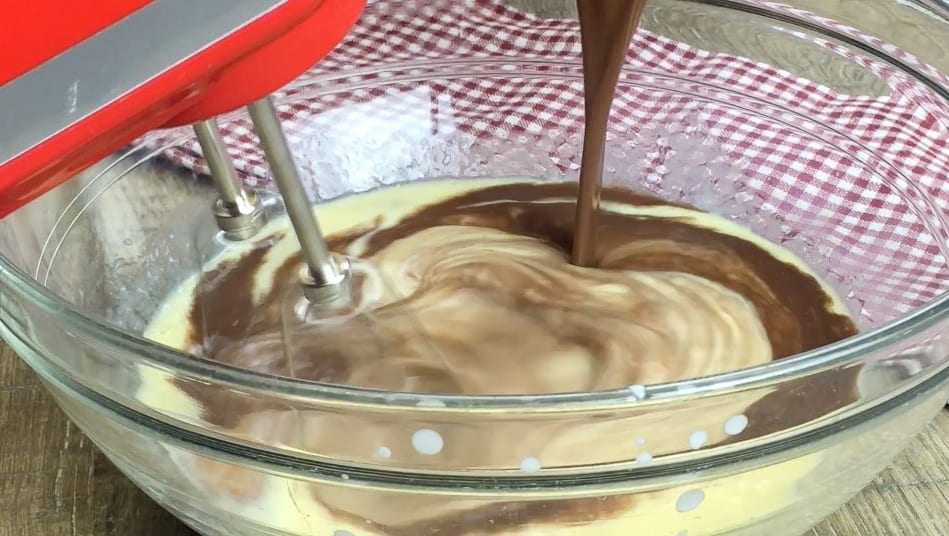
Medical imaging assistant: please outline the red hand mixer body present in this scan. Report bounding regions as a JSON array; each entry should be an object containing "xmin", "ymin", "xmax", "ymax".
[{"xmin": 0, "ymin": 0, "xmax": 366, "ymax": 218}]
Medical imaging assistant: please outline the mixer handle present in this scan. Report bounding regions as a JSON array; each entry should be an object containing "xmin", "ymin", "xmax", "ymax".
[{"xmin": 0, "ymin": 0, "xmax": 365, "ymax": 218}]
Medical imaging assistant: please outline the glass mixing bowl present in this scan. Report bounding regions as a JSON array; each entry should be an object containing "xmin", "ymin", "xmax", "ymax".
[{"xmin": 1, "ymin": 1, "xmax": 947, "ymax": 535}]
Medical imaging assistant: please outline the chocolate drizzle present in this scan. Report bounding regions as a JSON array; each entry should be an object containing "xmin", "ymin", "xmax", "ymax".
[{"xmin": 572, "ymin": 0, "xmax": 646, "ymax": 265}]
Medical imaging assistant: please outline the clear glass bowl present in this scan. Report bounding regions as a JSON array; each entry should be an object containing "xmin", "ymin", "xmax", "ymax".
[{"xmin": 1, "ymin": 1, "xmax": 948, "ymax": 535}]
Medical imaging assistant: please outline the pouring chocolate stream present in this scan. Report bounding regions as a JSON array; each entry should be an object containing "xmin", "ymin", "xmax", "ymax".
[{"xmin": 572, "ymin": 0, "xmax": 647, "ymax": 266}]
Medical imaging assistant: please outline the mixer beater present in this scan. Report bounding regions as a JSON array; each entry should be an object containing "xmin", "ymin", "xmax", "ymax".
[
  {"xmin": 194, "ymin": 98, "xmax": 352, "ymax": 306},
  {"xmin": 246, "ymin": 98, "xmax": 353, "ymax": 305},
  {"xmin": 0, "ymin": 0, "xmax": 367, "ymax": 306}
]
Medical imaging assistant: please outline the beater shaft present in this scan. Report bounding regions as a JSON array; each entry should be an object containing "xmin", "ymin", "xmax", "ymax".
[
  {"xmin": 194, "ymin": 120, "xmax": 244, "ymax": 204},
  {"xmin": 193, "ymin": 119, "xmax": 264, "ymax": 240},
  {"xmin": 247, "ymin": 96, "xmax": 349, "ymax": 303}
]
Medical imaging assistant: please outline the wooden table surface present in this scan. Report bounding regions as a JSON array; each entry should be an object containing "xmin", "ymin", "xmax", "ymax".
[{"xmin": 1, "ymin": 1, "xmax": 947, "ymax": 535}]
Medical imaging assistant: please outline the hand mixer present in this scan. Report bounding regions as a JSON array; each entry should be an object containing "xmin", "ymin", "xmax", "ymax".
[{"xmin": 0, "ymin": 0, "xmax": 366, "ymax": 304}]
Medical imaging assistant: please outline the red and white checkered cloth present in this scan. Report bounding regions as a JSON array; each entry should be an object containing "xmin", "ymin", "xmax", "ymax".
[{"xmin": 144, "ymin": 0, "xmax": 949, "ymax": 324}]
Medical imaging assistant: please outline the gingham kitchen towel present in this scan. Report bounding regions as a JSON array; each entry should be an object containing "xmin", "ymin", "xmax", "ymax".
[{"xmin": 144, "ymin": 0, "xmax": 949, "ymax": 321}]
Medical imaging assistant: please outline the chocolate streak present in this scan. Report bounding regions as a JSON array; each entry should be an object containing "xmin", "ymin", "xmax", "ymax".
[
  {"xmin": 572, "ymin": 0, "xmax": 646, "ymax": 265},
  {"xmin": 189, "ymin": 183, "xmax": 854, "ymax": 364},
  {"xmin": 173, "ymin": 182, "xmax": 859, "ymax": 535}
]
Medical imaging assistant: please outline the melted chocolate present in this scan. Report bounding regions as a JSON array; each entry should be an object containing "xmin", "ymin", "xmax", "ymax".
[{"xmin": 573, "ymin": 0, "xmax": 646, "ymax": 265}]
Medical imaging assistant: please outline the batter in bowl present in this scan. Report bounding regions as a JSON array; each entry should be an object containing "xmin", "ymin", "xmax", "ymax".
[{"xmin": 139, "ymin": 178, "xmax": 859, "ymax": 536}]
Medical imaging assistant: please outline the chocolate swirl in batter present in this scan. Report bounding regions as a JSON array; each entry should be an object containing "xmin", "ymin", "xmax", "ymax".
[{"xmin": 187, "ymin": 182, "xmax": 855, "ymax": 393}]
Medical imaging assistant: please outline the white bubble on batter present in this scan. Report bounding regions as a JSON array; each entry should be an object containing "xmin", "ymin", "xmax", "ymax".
[
  {"xmin": 635, "ymin": 437, "xmax": 647, "ymax": 446},
  {"xmin": 627, "ymin": 384, "xmax": 647, "ymax": 400},
  {"xmin": 689, "ymin": 430, "xmax": 708, "ymax": 450},
  {"xmin": 520, "ymin": 456, "xmax": 542, "ymax": 473},
  {"xmin": 635, "ymin": 452, "xmax": 653, "ymax": 465},
  {"xmin": 677, "ymin": 530, "xmax": 689, "ymax": 536},
  {"xmin": 333, "ymin": 530, "xmax": 355, "ymax": 536},
  {"xmin": 723, "ymin": 414, "xmax": 749, "ymax": 436},
  {"xmin": 676, "ymin": 489, "xmax": 706, "ymax": 512},
  {"xmin": 412, "ymin": 429, "xmax": 444, "ymax": 455},
  {"xmin": 376, "ymin": 446, "xmax": 392, "ymax": 459}
]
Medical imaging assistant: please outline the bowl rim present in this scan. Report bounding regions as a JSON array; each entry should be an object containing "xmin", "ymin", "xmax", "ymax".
[{"xmin": 2, "ymin": 0, "xmax": 949, "ymax": 412}]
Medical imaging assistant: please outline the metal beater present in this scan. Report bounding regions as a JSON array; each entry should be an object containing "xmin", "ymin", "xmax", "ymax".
[
  {"xmin": 193, "ymin": 98, "xmax": 352, "ymax": 305},
  {"xmin": 0, "ymin": 0, "xmax": 367, "ymax": 306}
]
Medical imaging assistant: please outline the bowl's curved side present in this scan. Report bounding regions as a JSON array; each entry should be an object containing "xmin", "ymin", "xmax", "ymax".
[{"xmin": 18, "ymin": 328, "xmax": 948, "ymax": 536}]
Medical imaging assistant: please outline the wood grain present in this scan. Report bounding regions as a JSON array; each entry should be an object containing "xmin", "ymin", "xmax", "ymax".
[{"xmin": 1, "ymin": 0, "xmax": 946, "ymax": 535}]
